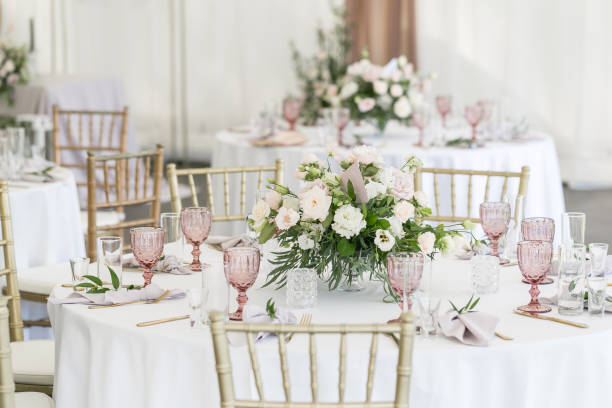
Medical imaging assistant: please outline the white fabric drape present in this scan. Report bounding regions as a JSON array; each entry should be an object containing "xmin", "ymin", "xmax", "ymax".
[{"xmin": 415, "ymin": 0, "xmax": 612, "ymax": 188}]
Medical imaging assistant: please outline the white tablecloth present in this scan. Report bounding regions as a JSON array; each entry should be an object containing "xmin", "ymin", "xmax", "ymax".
[
  {"xmin": 4, "ymin": 168, "xmax": 85, "ymax": 339},
  {"xmin": 48, "ymin": 246, "xmax": 612, "ymax": 408},
  {"xmin": 212, "ymin": 127, "xmax": 565, "ymax": 236}
]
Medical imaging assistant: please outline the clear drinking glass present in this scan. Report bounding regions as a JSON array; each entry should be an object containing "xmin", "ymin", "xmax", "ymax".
[
  {"xmin": 517, "ymin": 240, "xmax": 553, "ymax": 313},
  {"xmin": 6, "ymin": 127, "xmax": 25, "ymax": 176},
  {"xmin": 160, "ymin": 212, "xmax": 183, "ymax": 260},
  {"xmin": 331, "ymin": 107, "xmax": 350, "ymax": 147},
  {"xmin": 557, "ymin": 243, "xmax": 586, "ymax": 316},
  {"xmin": 470, "ymin": 255, "xmax": 500, "ymax": 294},
  {"xmin": 286, "ymin": 268, "xmax": 317, "ymax": 309},
  {"xmin": 480, "ymin": 202, "xmax": 511, "ymax": 259},
  {"xmin": 588, "ymin": 243, "xmax": 608, "ymax": 274},
  {"xmin": 130, "ymin": 227, "xmax": 164, "ymax": 287},
  {"xmin": 96, "ymin": 236, "xmax": 122, "ymax": 288},
  {"xmin": 548, "ymin": 246, "xmax": 561, "ymax": 277},
  {"xmin": 503, "ymin": 195, "xmax": 525, "ymax": 262},
  {"xmin": 187, "ymin": 288, "xmax": 204, "ymax": 327},
  {"xmin": 587, "ymin": 258, "xmax": 606, "ymax": 317},
  {"xmin": 224, "ymin": 246, "xmax": 261, "ymax": 321},
  {"xmin": 561, "ymin": 212, "xmax": 586, "ymax": 246},
  {"xmin": 416, "ymin": 258, "xmax": 440, "ymax": 337},
  {"xmin": 70, "ymin": 257, "xmax": 90, "ymax": 291},
  {"xmin": 180, "ymin": 207, "xmax": 212, "ymax": 272},
  {"xmin": 0, "ymin": 134, "xmax": 14, "ymax": 180},
  {"xmin": 386, "ymin": 252, "xmax": 424, "ymax": 323}
]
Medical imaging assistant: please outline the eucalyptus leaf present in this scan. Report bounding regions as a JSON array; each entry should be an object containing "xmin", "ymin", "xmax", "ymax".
[
  {"xmin": 108, "ymin": 265, "xmax": 120, "ymax": 290},
  {"xmin": 337, "ymin": 238, "xmax": 355, "ymax": 257},
  {"xmin": 259, "ymin": 221, "xmax": 276, "ymax": 244},
  {"xmin": 82, "ymin": 275, "xmax": 103, "ymax": 286}
]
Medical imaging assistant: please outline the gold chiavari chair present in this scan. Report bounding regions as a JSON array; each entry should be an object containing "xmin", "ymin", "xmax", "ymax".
[
  {"xmin": 166, "ymin": 159, "xmax": 283, "ymax": 221},
  {"xmin": 0, "ymin": 181, "xmax": 55, "ymax": 396},
  {"xmin": 414, "ymin": 166, "xmax": 530, "ymax": 223},
  {"xmin": 86, "ymin": 145, "xmax": 164, "ymax": 261},
  {"xmin": 209, "ymin": 311, "xmax": 415, "ymax": 408},
  {"xmin": 0, "ymin": 297, "xmax": 54, "ymax": 408}
]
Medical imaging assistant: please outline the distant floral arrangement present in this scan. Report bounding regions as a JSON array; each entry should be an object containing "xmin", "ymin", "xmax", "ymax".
[{"xmin": 0, "ymin": 41, "xmax": 29, "ymax": 105}]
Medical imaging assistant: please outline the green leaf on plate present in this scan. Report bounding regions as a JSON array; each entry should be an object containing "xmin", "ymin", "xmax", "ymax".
[
  {"xmin": 82, "ymin": 275, "xmax": 103, "ymax": 286},
  {"xmin": 107, "ymin": 265, "xmax": 120, "ymax": 290}
]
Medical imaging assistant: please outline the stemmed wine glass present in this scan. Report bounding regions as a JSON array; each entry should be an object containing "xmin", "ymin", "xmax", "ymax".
[
  {"xmin": 521, "ymin": 217, "xmax": 555, "ymax": 284},
  {"xmin": 480, "ymin": 202, "xmax": 511, "ymax": 261},
  {"xmin": 435, "ymin": 95, "xmax": 452, "ymax": 127},
  {"xmin": 411, "ymin": 107, "xmax": 431, "ymax": 147},
  {"xmin": 465, "ymin": 105, "xmax": 483, "ymax": 142},
  {"xmin": 331, "ymin": 107, "xmax": 351, "ymax": 147},
  {"xmin": 130, "ymin": 227, "xmax": 165, "ymax": 287},
  {"xmin": 386, "ymin": 252, "xmax": 424, "ymax": 323},
  {"xmin": 282, "ymin": 97, "xmax": 302, "ymax": 131},
  {"xmin": 224, "ymin": 246, "xmax": 261, "ymax": 321},
  {"xmin": 517, "ymin": 240, "xmax": 553, "ymax": 313},
  {"xmin": 180, "ymin": 207, "xmax": 212, "ymax": 272}
]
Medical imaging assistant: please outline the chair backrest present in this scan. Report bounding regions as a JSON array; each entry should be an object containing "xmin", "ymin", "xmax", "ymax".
[
  {"xmin": 0, "ymin": 296, "xmax": 16, "ymax": 408},
  {"xmin": 0, "ymin": 181, "xmax": 23, "ymax": 342},
  {"xmin": 414, "ymin": 166, "xmax": 530, "ymax": 223},
  {"xmin": 86, "ymin": 145, "xmax": 164, "ymax": 261},
  {"xmin": 52, "ymin": 105, "xmax": 129, "ymax": 197},
  {"xmin": 166, "ymin": 159, "xmax": 284, "ymax": 222},
  {"xmin": 209, "ymin": 311, "xmax": 415, "ymax": 407}
]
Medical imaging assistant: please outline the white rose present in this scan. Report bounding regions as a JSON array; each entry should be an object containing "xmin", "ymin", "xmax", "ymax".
[
  {"xmin": 340, "ymin": 81, "xmax": 358, "ymax": 99},
  {"xmin": 298, "ymin": 179, "xmax": 328, "ymax": 198},
  {"xmin": 377, "ymin": 167, "xmax": 395, "ymax": 188},
  {"xmin": 264, "ymin": 190, "xmax": 282, "ymax": 211},
  {"xmin": 302, "ymin": 153, "xmax": 321, "ymax": 165},
  {"xmin": 300, "ymin": 186, "xmax": 332, "ymax": 221},
  {"xmin": 386, "ymin": 216, "xmax": 405, "ymax": 238},
  {"xmin": 275, "ymin": 207, "xmax": 300, "ymax": 230},
  {"xmin": 352, "ymin": 145, "xmax": 384, "ymax": 167},
  {"xmin": 390, "ymin": 71, "xmax": 402, "ymax": 82},
  {"xmin": 408, "ymin": 88, "xmax": 423, "ymax": 107},
  {"xmin": 282, "ymin": 196, "xmax": 299, "ymax": 211},
  {"xmin": 357, "ymin": 97, "xmax": 376, "ymax": 113},
  {"xmin": 297, "ymin": 234, "xmax": 315, "ymax": 250},
  {"xmin": 374, "ymin": 229, "xmax": 396, "ymax": 252},
  {"xmin": 365, "ymin": 181, "xmax": 387, "ymax": 200},
  {"xmin": 390, "ymin": 84, "xmax": 403, "ymax": 97},
  {"xmin": 418, "ymin": 231, "xmax": 436, "ymax": 254},
  {"xmin": 3, "ymin": 59, "xmax": 15, "ymax": 73},
  {"xmin": 393, "ymin": 96, "xmax": 412, "ymax": 119},
  {"xmin": 393, "ymin": 200, "xmax": 415, "ymax": 223},
  {"xmin": 389, "ymin": 168, "xmax": 414, "ymax": 200},
  {"xmin": 441, "ymin": 235, "xmax": 456, "ymax": 255},
  {"xmin": 397, "ymin": 55, "xmax": 408, "ymax": 67},
  {"xmin": 414, "ymin": 191, "xmax": 428, "ymax": 207},
  {"xmin": 373, "ymin": 80, "xmax": 388, "ymax": 95},
  {"xmin": 250, "ymin": 200, "xmax": 270, "ymax": 222},
  {"xmin": 453, "ymin": 234, "xmax": 469, "ymax": 252},
  {"xmin": 332, "ymin": 204, "xmax": 366, "ymax": 238},
  {"xmin": 377, "ymin": 95, "xmax": 392, "ymax": 109}
]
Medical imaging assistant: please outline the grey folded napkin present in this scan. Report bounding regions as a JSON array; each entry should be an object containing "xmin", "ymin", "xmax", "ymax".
[
  {"xmin": 50, "ymin": 283, "xmax": 185, "ymax": 306},
  {"xmin": 122, "ymin": 254, "xmax": 192, "ymax": 275},
  {"xmin": 206, "ymin": 234, "xmax": 252, "ymax": 250},
  {"xmin": 228, "ymin": 304, "xmax": 297, "ymax": 345},
  {"xmin": 439, "ymin": 310, "xmax": 499, "ymax": 346}
]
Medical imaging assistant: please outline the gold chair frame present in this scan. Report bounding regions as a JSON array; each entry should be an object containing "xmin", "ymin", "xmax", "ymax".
[
  {"xmin": 414, "ymin": 166, "xmax": 530, "ymax": 223},
  {"xmin": 0, "ymin": 296, "xmax": 16, "ymax": 407},
  {"xmin": 166, "ymin": 159, "xmax": 283, "ymax": 222},
  {"xmin": 86, "ymin": 145, "xmax": 164, "ymax": 261},
  {"xmin": 210, "ymin": 311, "xmax": 415, "ymax": 408}
]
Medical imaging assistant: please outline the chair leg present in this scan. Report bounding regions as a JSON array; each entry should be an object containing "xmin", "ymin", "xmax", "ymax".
[{"xmin": 15, "ymin": 383, "xmax": 53, "ymax": 396}]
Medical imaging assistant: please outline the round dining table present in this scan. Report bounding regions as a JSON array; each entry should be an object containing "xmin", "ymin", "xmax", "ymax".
[
  {"xmin": 212, "ymin": 126, "xmax": 565, "ymax": 236},
  {"xmin": 48, "ymin": 245, "xmax": 612, "ymax": 408}
]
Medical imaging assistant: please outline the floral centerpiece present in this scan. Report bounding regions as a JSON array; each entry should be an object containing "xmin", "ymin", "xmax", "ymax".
[
  {"xmin": 248, "ymin": 145, "xmax": 472, "ymax": 294},
  {"xmin": 338, "ymin": 55, "xmax": 433, "ymax": 133},
  {"xmin": 0, "ymin": 42, "xmax": 29, "ymax": 105}
]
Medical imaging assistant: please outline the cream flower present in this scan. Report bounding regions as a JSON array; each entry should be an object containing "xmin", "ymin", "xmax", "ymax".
[
  {"xmin": 297, "ymin": 234, "xmax": 315, "ymax": 250},
  {"xmin": 462, "ymin": 220, "xmax": 476, "ymax": 230},
  {"xmin": 275, "ymin": 207, "xmax": 300, "ymax": 230},
  {"xmin": 300, "ymin": 186, "xmax": 332, "ymax": 221},
  {"xmin": 418, "ymin": 231, "xmax": 436, "ymax": 254},
  {"xmin": 302, "ymin": 153, "xmax": 322, "ymax": 165},
  {"xmin": 373, "ymin": 80, "xmax": 388, "ymax": 95},
  {"xmin": 250, "ymin": 200, "xmax": 270, "ymax": 222},
  {"xmin": 397, "ymin": 55, "xmax": 408, "ymax": 67},
  {"xmin": 264, "ymin": 190, "xmax": 282, "ymax": 211},
  {"xmin": 295, "ymin": 169, "xmax": 306, "ymax": 180},
  {"xmin": 393, "ymin": 96, "xmax": 412, "ymax": 119},
  {"xmin": 374, "ymin": 229, "xmax": 396, "ymax": 252},
  {"xmin": 440, "ymin": 235, "xmax": 456, "ymax": 255},
  {"xmin": 332, "ymin": 205, "xmax": 366, "ymax": 238},
  {"xmin": 408, "ymin": 88, "xmax": 423, "ymax": 107},
  {"xmin": 389, "ymin": 168, "xmax": 414, "ymax": 200},
  {"xmin": 390, "ymin": 83, "xmax": 403, "ymax": 97},
  {"xmin": 340, "ymin": 81, "xmax": 358, "ymax": 99},
  {"xmin": 404, "ymin": 155, "xmax": 423, "ymax": 173},
  {"xmin": 365, "ymin": 181, "xmax": 387, "ymax": 200},
  {"xmin": 282, "ymin": 196, "xmax": 299, "ymax": 211},
  {"xmin": 414, "ymin": 191, "xmax": 428, "ymax": 207},
  {"xmin": 357, "ymin": 97, "xmax": 376, "ymax": 113},
  {"xmin": 386, "ymin": 216, "xmax": 405, "ymax": 238},
  {"xmin": 326, "ymin": 84, "xmax": 338, "ymax": 98},
  {"xmin": 393, "ymin": 200, "xmax": 415, "ymax": 223},
  {"xmin": 352, "ymin": 145, "xmax": 384, "ymax": 167}
]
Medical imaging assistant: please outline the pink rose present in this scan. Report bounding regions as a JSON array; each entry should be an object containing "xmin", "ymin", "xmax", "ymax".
[
  {"xmin": 6, "ymin": 73, "xmax": 18, "ymax": 85},
  {"xmin": 275, "ymin": 207, "xmax": 300, "ymax": 230},
  {"xmin": 357, "ymin": 97, "xmax": 376, "ymax": 113},
  {"xmin": 295, "ymin": 169, "xmax": 306, "ymax": 180},
  {"xmin": 389, "ymin": 168, "xmax": 414, "ymax": 200},
  {"xmin": 265, "ymin": 190, "xmax": 282, "ymax": 211},
  {"xmin": 326, "ymin": 84, "xmax": 338, "ymax": 98}
]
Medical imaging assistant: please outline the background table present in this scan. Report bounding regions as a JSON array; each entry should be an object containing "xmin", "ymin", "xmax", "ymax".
[
  {"xmin": 213, "ymin": 127, "xmax": 565, "ymax": 236},
  {"xmin": 49, "ymin": 247, "xmax": 612, "ymax": 408}
]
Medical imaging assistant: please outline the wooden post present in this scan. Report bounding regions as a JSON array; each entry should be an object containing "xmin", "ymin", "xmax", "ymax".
[
  {"xmin": 166, "ymin": 163, "xmax": 181, "ymax": 213},
  {"xmin": 0, "ymin": 297, "xmax": 16, "ymax": 408},
  {"xmin": 394, "ymin": 312, "xmax": 415, "ymax": 408},
  {"xmin": 275, "ymin": 158, "xmax": 284, "ymax": 185},
  {"xmin": 52, "ymin": 105, "xmax": 60, "ymax": 164},
  {"xmin": 87, "ymin": 151, "xmax": 97, "ymax": 261},
  {"xmin": 152, "ymin": 144, "xmax": 164, "ymax": 227},
  {"xmin": 209, "ymin": 311, "xmax": 236, "ymax": 408}
]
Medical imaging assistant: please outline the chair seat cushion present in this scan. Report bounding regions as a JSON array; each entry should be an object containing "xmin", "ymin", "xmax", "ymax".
[
  {"xmin": 15, "ymin": 392, "xmax": 55, "ymax": 408},
  {"xmin": 80, "ymin": 210, "xmax": 125, "ymax": 234},
  {"xmin": 11, "ymin": 340, "xmax": 55, "ymax": 386},
  {"xmin": 17, "ymin": 263, "xmax": 71, "ymax": 296}
]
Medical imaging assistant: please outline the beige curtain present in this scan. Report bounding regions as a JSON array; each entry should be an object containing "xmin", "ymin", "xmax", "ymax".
[{"xmin": 346, "ymin": 0, "xmax": 417, "ymax": 66}]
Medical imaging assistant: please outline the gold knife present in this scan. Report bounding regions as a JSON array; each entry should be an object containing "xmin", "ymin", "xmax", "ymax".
[
  {"xmin": 137, "ymin": 315, "xmax": 190, "ymax": 327},
  {"xmin": 513, "ymin": 309, "xmax": 589, "ymax": 328}
]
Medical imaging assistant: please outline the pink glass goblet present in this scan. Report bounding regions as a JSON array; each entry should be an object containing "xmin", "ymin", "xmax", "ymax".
[
  {"xmin": 224, "ymin": 246, "xmax": 261, "ymax": 321},
  {"xmin": 435, "ymin": 95, "xmax": 452, "ymax": 127},
  {"xmin": 480, "ymin": 202, "xmax": 511, "ymax": 259},
  {"xmin": 521, "ymin": 217, "xmax": 555, "ymax": 284},
  {"xmin": 386, "ymin": 252, "xmax": 424, "ymax": 323},
  {"xmin": 411, "ymin": 108, "xmax": 430, "ymax": 147},
  {"xmin": 180, "ymin": 207, "xmax": 212, "ymax": 272},
  {"xmin": 465, "ymin": 105, "xmax": 483, "ymax": 142},
  {"xmin": 517, "ymin": 240, "xmax": 553, "ymax": 313},
  {"xmin": 282, "ymin": 97, "xmax": 303, "ymax": 131},
  {"xmin": 130, "ymin": 227, "xmax": 164, "ymax": 287},
  {"xmin": 331, "ymin": 107, "xmax": 351, "ymax": 147}
]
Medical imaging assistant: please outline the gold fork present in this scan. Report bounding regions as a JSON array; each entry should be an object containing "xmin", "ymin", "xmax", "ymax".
[
  {"xmin": 88, "ymin": 290, "xmax": 171, "ymax": 309},
  {"xmin": 285, "ymin": 313, "xmax": 312, "ymax": 344}
]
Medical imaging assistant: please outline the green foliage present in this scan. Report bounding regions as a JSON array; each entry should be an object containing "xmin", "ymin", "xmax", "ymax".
[
  {"xmin": 0, "ymin": 42, "xmax": 30, "ymax": 106},
  {"xmin": 449, "ymin": 295, "xmax": 480, "ymax": 314},
  {"xmin": 74, "ymin": 265, "xmax": 122, "ymax": 293},
  {"xmin": 265, "ymin": 298, "xmax": 277, "ymax": 319}
]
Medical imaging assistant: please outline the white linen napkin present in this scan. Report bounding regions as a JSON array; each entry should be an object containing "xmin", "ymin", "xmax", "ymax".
[
  {"xmin": 228, "ymin": 304, "xmax": 297, "ymax": 345},
  {"xmin": 122, "ymin": 254, "xmax": 192, "ymax": 275},
  {"xmin": 49, "ymin": 283, "xmax": 185, "ymax": 306},
  {"xmin": 438, "ymin": 310, "xmax": 499, "ymax": 346},
  {"xmin": 206, "ymin": 235, "xmax": 252, "ymax": 250}
]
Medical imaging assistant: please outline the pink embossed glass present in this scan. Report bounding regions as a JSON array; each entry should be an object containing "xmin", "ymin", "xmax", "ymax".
[
  {"xmin": 180, "ymin": 207, "xmax": 212, "ymax": 272},
  {"xmin": 224, "ymin": 246, "xmax": 261, "ymax": 321},
  {"xmin": 130, "ymin": 227, "xmax": 164, "ymax": 287},
  {"xmin": 435, "ymin": 95, "xmax": 452, "ymax": 127},
  {"xmin": 517, "ymin": 240, "xmax": 553, "ymax": 313},
  {"xmin": 282, "ymin": 97, "xmax": 303, "ymax": 131},
  {"xmin": 331, "ymin": 107, "xmax": 351, "ymax": 147},
  {"xmin": 411, "ymin": 107, "xmax": 430, "ymax": 147},
  {"xmin": 480, "ymin": 202, "xmax": 511, "ymax": 259},
  {"xmin": 465, "ymin": 104, "xmax": 483, "ymax": 142},
  {"xmin": 386, "ymin": 252, "xmax": 424, "ymax": 323},
  {"xmin": 521, "ymin": 217, "xmax": 555, "ymax": 284}
]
